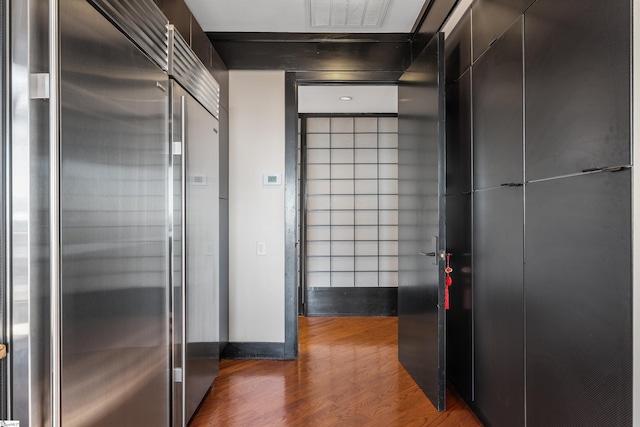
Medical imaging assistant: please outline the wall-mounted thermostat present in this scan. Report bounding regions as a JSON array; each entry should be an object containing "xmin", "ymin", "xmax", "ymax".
[{"xmin": 263, "ymin": 173, "xmax": 282, "ymax": 186}]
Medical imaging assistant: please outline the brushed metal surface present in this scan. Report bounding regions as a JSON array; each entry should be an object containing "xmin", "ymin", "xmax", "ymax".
[
  {"xmin": 473, "ymin": 187, "xmax": 524, "ymax": 427},
  {"xmin": 525, "ymin": 171, "xmax": 632, "ymax": 426},
  {"xmin": 444, "ymin": 193, "xmax": 472, "ymax": 402},
  {"xmin": 472, "ymin": 18, "xmax": 523, "ymax": 190},
  {"xmin": 398, "ymin": 33, "xmax": 446, "ymax": 411},
  {"xmin": 11, "ymin": 0, "xmax": 52, "ymax": 424},
  {"xmin": 525, "ymin": 0, "xmax": 631, "ymax": 180},
  {"xmin": 444, "ymin": 11, "xmax": 471, "ymax": 89},
  {"xmin": 445, "ymin": 70, "xmax": 471, "ymax": 195},
  {"xmin": 59, "ymin": 0, "xmax": 170, "ymax": 425},
  {"xmin": 180, "ymin": 84, "xmax": 220, "ymax": 423},
  {"xmin": 471, "ymin": 0, "xmax": 533, "ymax": 61},
  {"xmin": 89, "ymin": 0, "xmax": 169, "ymax": 71}
]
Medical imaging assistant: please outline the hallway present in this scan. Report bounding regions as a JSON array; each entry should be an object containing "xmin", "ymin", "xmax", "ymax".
[{"xmin": 191, "ymin": 317, "xmax": 481, "ymax": 426}]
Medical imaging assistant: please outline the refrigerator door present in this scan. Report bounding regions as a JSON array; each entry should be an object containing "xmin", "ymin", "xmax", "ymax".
[
  {"xmin": 172, "ymin": 81, "xmax": 220, "ymax": 425},
  {"xmin": 60, "ymin": 0, "xmax": 171, "ymax": 425}
]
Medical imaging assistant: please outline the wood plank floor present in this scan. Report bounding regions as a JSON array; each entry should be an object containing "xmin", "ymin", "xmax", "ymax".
[{"xmin": 190, "ymin": 317, "xmax": 482, "ymax": 426}]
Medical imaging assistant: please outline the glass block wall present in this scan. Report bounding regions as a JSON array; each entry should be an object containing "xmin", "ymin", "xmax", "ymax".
[{"xmin": 303, "ymin": 116, "xmax": 398, "ymax": 288}]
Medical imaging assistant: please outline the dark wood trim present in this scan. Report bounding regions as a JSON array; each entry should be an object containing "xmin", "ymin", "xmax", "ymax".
[
  {"xmin": 306, "ymin": 287, "xmax": 398, "ymax": 316},
  {"xmin": 221, "ymin": 343, "xmax": 286, "ymax": 360}
]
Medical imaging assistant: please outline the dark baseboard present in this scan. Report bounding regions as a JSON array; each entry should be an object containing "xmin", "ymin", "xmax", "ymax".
[
  {"xmin": 305, "ymin": 287, "xmax": 398, "ymax": 316},
  {"xmin": 221, "ymin": 342, "xmax": 288, "ymax": 360}
]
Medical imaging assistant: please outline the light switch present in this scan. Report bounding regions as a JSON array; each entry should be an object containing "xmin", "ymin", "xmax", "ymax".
[{"xmin": 256, "ymin": 241, "xmax": 266, "ymax": 256}]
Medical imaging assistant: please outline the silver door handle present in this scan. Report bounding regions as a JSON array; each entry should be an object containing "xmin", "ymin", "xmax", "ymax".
[{"xmin": 419, "ymin": 252, "xmax": 436, "ymax": 256}]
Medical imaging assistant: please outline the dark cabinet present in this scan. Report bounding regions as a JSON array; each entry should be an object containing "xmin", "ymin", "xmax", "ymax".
[
  {"xmin": 472, "ymin": 0, "xmax": 533, "ymax": 60},
  {"xmin": 445, "ymin": 11, "xmax": 471, "ymax": 89},
  {"xmin": 474, "ymin": 187, "xmax": 524, "ymax": 427},
  {"xmin": 446, "ymin": 70, "xmax": 471, "ymax": 195},
  {"xmin": 445, "ymin": 193, "xmax": 472, "ymax": 402},
  {"xmin": 525, "ymin": 0, "xmax": 630, "ymax": 180},
  {"xmin": 473, "ymin": 18, "xmax": 523, "ymax": 190},
  {"xmin": 525, "ymin": 171, "xmax": 632, "ymax": 426}
]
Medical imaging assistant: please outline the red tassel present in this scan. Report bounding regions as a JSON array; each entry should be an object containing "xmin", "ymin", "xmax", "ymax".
[{"xmin": 445, "ymin": 286, "xmax": 450, "ymax": 310}]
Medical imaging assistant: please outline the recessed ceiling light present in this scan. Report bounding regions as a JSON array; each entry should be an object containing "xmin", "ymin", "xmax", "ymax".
[{"xmin": 339, "ymin": 96, "xmax": 353, "ymax": 101}]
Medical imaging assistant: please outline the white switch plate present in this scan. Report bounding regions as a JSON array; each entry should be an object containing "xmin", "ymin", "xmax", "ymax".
[{"xmin": 256, "ymin": 241, "xmax": 266, "ymax": 256}]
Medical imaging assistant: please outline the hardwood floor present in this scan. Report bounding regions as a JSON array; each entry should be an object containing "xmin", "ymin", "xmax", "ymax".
[{"xmin": 190, "ymin": 317, "xmax": 482, "ymax": 426}]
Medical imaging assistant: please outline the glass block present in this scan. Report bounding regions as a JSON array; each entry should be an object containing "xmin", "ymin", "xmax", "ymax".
[
  {"xmin": 307, "ymin": 272, "xmax": 331, "ymax": 287},
  {"xmin": 307, "ymin": 148, "xmax": 330, "ymax": 164},
  {"xmin": 379, "ymin": 225, "xmax": 398, "ymax": 241},
  {"xmin": 331, "ymin": 133, "xmax": 354, "ymax": 148},
  {"xmin": 356, "ymin": 272, "xmax": 379, "ymax": 287},
  {"xmin": 378, "ymin": 179, "xmax": 398, "ymax": 195},
  {"xmin": 356, "ymin": 256, "xmax": 378, "ymax": 271},
  {"xmin": 331, "ymin": 117, "xmax": 354, "ymax": 133},
  {"xmin": 306, "ymin": 195, "xmax": 330, "ymax": 210},
  {"xmin": 307, "ymin": 210, "xmax": 330, "ymax": 225},
  {"xmin": 355, "ymin": 179, "xmax": 378, "ymax": 194},
  {"xmin": 378, "ymin": 133, "xmax": 398, "ymax": 148},
  {"xmin": 331, "ymin": 225, "xmax": 354, "ymax": 241},
  {"xmin": 355, "ymin": 148, "xmax": 377, "ymax": 163},
  {"xmin": 356, "ymin": 225, "xmax": 378, "ymax": 241},
  {"xmin": 355, "ymin": 210, "xmax": 378, "ymax": 225},
  {"xmin": 378, "ymin": 117, "xmax": 398, "ymax": 133},
  {"xmin": 307, "ymin": 133, "xmax": 330, "ymax": 148},
  {"xmin": 332, "ymin": 148, "xmax": 354, "ymax": 164},
  {"xmin": 306, "ymin": 164, "xmax": 330, "ymax": 179},
  {"xmin": 379, "ymin": 256, "xmax": 398, "ymax": 271},
  {"xmin": 307, "ymin": 256, "xmax": 331, "ymax": 272},
  {"xmin": 379, "ymin": 210, "xmax": 398, "ymax": 226},
  {"xmin": 331, "ymin": 180, "xmax": 354, "ymax": 195},
  {"xmin": 332, "ymin": 256, "xmax": 354, "ymax": 272},
  {"xmin": 379, "ymin": 195, "xmax": 398, "ymax": 210},
  {"xmin": 331, "ymin": 164, "xmax": 353, "ymax": 179},
  {"xmin": 355, "ymin": 117, "xmax": 378, "ymax": 133},
  {"xmin": 306, "ymin": 180, "xmax": 330, "ymax": 195},
  {"xmin": 331, "ymin": 210, "xmax": 354, "ymax": 225},
  {"xmin": 307, "ymin": 241, "xmax": 331, "ymax": 256},
  {"xmin": 355, "ymin": 241, "xmax": 378, "ymax": 256},
  {"xmin": 331, "ymin": 272, "xmax": 354, "ymax": 287},
  {"xmin": 379, "ymin": 271, "xmax": 398, "ymax": 287},
  {"xmin": 379, "ymin": 148, "xmax": 398, "ymax": 163},
  {"xmin": 379, "ymin": 164, "xmax": 398, "ymax": 179},
  {"xmin": 356, "ymin": 194, "xmax": 378, "ymax": 210},
  {"xmin": 331, "ymin": 195, "xmax": 354, "ymax": 210},
  {"xmin": 307, "ymin": 117, "xmax": 330, "ymax": 133},
  {"xmin": 306, "ymin": 226, "xmax": 330, "ymax": 240},
  {"xmin": 355, "ymin": 133, "xmax": 377, "ymax": 148},
  {"xmin": 331, "ymin": 241, "xmax": 354, "ymax": 256},
  {"xmin": 379, "ymin": 241, "xmax": 398, "ymax": 256},
  {"xmin": 355, "ymin": 164, "xmax": 378, "ymax": 179}
]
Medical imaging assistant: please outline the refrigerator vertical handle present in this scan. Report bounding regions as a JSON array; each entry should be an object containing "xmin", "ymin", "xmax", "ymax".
[{"xmin": 180, "ymin": 95, "xmax": 187, "ymax": 427}]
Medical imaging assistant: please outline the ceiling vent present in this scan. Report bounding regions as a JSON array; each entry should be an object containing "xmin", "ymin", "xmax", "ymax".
[{"xmin": 309, "ymin": 0, "xmax": 392, "ymax": 28}]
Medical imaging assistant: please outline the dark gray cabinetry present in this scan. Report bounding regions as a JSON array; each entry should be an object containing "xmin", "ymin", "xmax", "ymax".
[
  {"xmin": 472, "ymin": 0, "xmax": 533, "ymax": 60},
  {"xmin": 473, "ymin": 19, "xmax": 523, "ymax": 190},
  {"xmin": 445, "ymin": 193, "xmax": 472, "ymax": 401},
  {"xmin": 474, "ymin": 187, "xmax": 524, "ymax": 427},
  {"xmin": 525, "ymin": 0, "xmax": 630, "ymax": 180},
  {"xmin": 525, "ymin": 171, "xmax": 632, "ymax": 426},
  {"xmin": 445, "ymin": 12, "xmax": 471, "ymax": 88},
  {"xmin": 446, "ymin": 71, "xmax": 472, "ymax": 196}
]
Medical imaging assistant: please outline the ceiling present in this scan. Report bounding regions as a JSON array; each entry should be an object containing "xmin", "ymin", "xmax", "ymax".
[{"xmin": 184, "ymin": 0, "xmax": 429, "ymax": 33}]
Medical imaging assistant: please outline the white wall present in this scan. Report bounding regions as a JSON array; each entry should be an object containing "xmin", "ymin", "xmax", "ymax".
[{"xmin": 228, "ymin": 70, "xmax": 285, "ymax": 342}]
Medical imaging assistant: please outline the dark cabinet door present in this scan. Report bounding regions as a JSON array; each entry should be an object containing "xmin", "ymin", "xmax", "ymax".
[
  {"xmin": 525, "ymin": 0, "xmax": 630, "ymax": 180},
  {"xmin": 445, "ymin": 193, "xmax": 473, "ymax": 402},
  {"xmin": 525, "ymin": 171, "xmax": 632, "ymax": 426},
  {"xmin": 398, "ymin": 33, "xmax": 447, "ymax": 411},
  {"xmin": 473, "ymin": 18, "xmax": 523, "ymax": 190},
  {"xmin": 445, "ymin": 11, "xmax": 471, "ymax": 89},
  {"xmin": 474, "ymin": 187, "xmax": 524, "ymax": 427},
  {"xmin": 472, "ymin": 0, "xmax": 533, "ymax": 60},
  {"xmin": 446, "ymin": 70, "xmax": 472, "ymax": 195}
]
